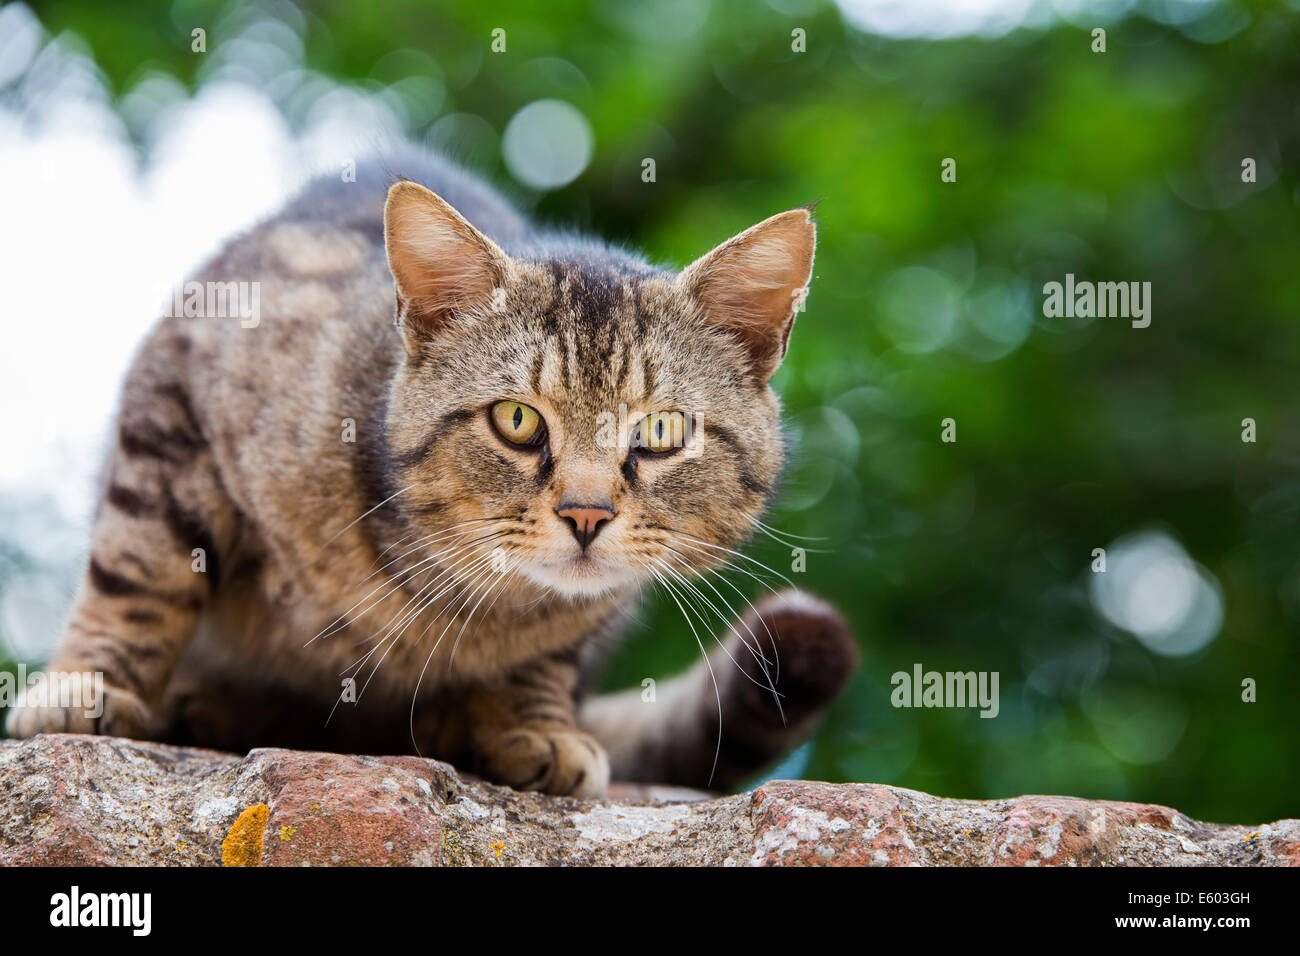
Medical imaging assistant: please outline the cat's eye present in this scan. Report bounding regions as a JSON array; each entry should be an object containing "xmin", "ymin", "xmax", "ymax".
[
  {"xmin": 632, "ymin": 411, "xmax": 689, "ymax": 454},
  {"xmin": 491, "ymin": 401, "xmax": 545, "ymax": 447}
]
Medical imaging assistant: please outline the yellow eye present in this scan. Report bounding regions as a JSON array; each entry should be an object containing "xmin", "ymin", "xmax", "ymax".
[
  {"xmin": 491, "ymin": 401, "xmax": 544, "ymax": 447},
  {"xmin": 634, "ymin": 411, "xmax": 688, "ymax": 454}
]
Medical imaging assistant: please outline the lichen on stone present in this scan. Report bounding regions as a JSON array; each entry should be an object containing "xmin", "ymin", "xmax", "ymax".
[{"xmin": 221, "ymin": 803, "xmax": 270, "ymax": 867}]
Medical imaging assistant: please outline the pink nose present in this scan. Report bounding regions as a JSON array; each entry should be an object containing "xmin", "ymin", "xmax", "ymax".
[{"xmin": 556, "ymin": 503, "xmax": 615, "ymax": 550}]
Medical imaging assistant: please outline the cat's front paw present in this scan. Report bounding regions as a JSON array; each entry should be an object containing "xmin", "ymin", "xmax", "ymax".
[
  {"xmin": 477, "ymin": 727, "xmax": 610, "ymax": 799},
  {"xmin": 4, "ymin": 675, "xmax": 151, "ymax": 739}
]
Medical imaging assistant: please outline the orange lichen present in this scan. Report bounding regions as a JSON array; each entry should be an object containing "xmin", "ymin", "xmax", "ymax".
[
  {"xmin": 491, "ymin": 841, "xmax": 505, "ymax": 858},
  {"xmin": 279, "ymin": 825, "xmax": 297, "ymax": 841},
  {"xmin": 222, "ymin": 803, "xmax": 270, "ymax": 867}
]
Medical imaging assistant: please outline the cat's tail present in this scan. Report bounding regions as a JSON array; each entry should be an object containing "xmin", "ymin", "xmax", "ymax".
[{"xmin": 577, "ymin": 589, "xmax": 857, "ymax": 791}]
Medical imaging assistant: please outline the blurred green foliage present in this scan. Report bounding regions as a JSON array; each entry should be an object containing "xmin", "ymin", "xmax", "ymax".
[{"xmin": 20, "ymin": 0, "xmax": 1300, "ymax": 822}]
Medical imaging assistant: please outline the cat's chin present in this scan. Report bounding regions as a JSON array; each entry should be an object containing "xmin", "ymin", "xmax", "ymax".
[{"xmin": 520, "ymin": 556, "xmax": 641, "ymax": 600}]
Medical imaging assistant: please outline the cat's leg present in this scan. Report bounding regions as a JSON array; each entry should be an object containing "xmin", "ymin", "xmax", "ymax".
[
  {"xmin": 6, "ymin": 378, "xmax": 236, "ymax": 740},
  {"xmin": 464, "ymin": 647, "xmax": 611, "ymax": 798},
  {"xmin": 579, "ymin": 589, "xmax": 857, "ymax": 790}
]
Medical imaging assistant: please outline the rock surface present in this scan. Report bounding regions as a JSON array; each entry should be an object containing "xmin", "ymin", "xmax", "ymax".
[{"xmin": 0, "ymin": 734, "xmax": 1294, "ymax": 866}]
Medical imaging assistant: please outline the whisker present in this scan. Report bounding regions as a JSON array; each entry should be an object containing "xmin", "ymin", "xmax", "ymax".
[
  {"xmin": 754, "ymin": 518, "xmax": 825, "ymax": 541},
  {"xmin": 348, "ymin": 532, "xmax": 510, "ymax": 646},
  {"xmin": 447, "ymin": 556, "xmax": 520, "ymax": 672},
  {"xmin": 636, "ymin": 559, "xmax": 723, "ymax": 787},
  {"xmin": 753, "ymin": 518, "xmax": 830, "ymax": 551},
  {"xmin": 662, "ymin": 543, "xmax": 782, "ymax": 683},
  {"xmin": 660, "ymin": 558, "xmax": 779, "ymax": 698},
  {"xmin": 350, "ymin": 544, "xmax": 503, "ymax": 679},
  {"xmin": 671, "ymin": 532, "xmax": 802, "ymax": 593},
  {"xmin": 369, "ymin": 514, "xmax": 505, "ymax": 565},
  {"xmin": 308, "ymin": 528, "xmax": 508, "ymax": 646},
  {"xmin": 363, "ymin": 516, "xmax": 512, "ymax": 582},
  {"xmin": 328, "ymin": 544, "xmax": 505, "ymax": 724},
  {"xmin": 368, "ymin": 526, "xmax": 424, "ymax": 568},
  {"xmin": 406, "ymin": 557, "xmax": 519, "ymax": 755},
  {"xmin": 662, "ymin": 548, "xmax": 774, "ymax": 668},
  {"xmin": 313, "ymin": 484, "xmax": 415, "ymax": 560},
  {"xmin": 660, "ymin": 535, "xmax": 793, "ymax": 608},
  {"xmin": 650, "ymin": 557, "xmax": 780, "ymax": 707}
]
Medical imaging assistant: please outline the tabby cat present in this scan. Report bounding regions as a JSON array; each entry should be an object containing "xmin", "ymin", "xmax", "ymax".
[{"xmin": 6, "ymin": 149, "xmax": 856, "ymax": 797}]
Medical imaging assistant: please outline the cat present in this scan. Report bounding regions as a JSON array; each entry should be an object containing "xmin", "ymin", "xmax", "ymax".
[{"xmin": 5, "ymin": 148, "xmax": 857, "ymax": 797}]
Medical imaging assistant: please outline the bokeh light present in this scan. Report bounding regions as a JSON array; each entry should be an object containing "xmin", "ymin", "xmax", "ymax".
[
  {"xmin": 502, "ymin": 99, "xmax": 594, "ymax": 190},
  {"xmin": 1090, "ymin": 531, "xmax": 1224, "ymax": 658}
]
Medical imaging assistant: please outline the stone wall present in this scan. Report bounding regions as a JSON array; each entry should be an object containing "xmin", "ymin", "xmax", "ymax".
[{"xmin": 1, "ymin": 735, "xmax": 1295, "ymax": 866}]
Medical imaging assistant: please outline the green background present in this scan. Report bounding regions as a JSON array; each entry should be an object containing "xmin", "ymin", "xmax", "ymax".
[{"xmin": 5, "ymin": 0, "xmax": 1299, "ymax": 824}]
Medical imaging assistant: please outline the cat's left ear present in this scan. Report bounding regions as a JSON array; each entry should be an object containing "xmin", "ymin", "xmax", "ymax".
[
  {"xmin": 676, "ymin": 206, "xmax": 816, "ymax": 382},
  {"xmin": 384, "ymin": 181, "xmax": 507, "ymax": 354}
]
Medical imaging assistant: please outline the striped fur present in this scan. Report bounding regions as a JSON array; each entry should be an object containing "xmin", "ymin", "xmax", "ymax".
[{"xmin": 6, "ymin": 148, "xmax": 855, "ymax": 796}]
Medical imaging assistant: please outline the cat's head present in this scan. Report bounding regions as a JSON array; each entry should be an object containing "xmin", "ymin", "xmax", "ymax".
[{"xmin": 380, "ymin": 181, "xmax": 815, "ymax": 599}]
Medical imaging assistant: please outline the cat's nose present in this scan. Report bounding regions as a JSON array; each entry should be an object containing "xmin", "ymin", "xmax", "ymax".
[{"xmin": 556, "ymin": 502, "xmax": 616, "ymax": 551}]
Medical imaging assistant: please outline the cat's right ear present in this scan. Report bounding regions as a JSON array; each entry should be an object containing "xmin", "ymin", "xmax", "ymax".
[{"xmin": 383, "ymin": 181, "xmax": 507, "ymax": 354}]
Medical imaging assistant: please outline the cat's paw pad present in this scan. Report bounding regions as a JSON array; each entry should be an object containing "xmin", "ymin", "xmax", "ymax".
[
  {"xmin": 4, "ymin": 676, "xmax": 151, "ymax": 739},
  {"xmin": 478, "ymin": 727, "xmax": 610, "ymax": 798}
]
